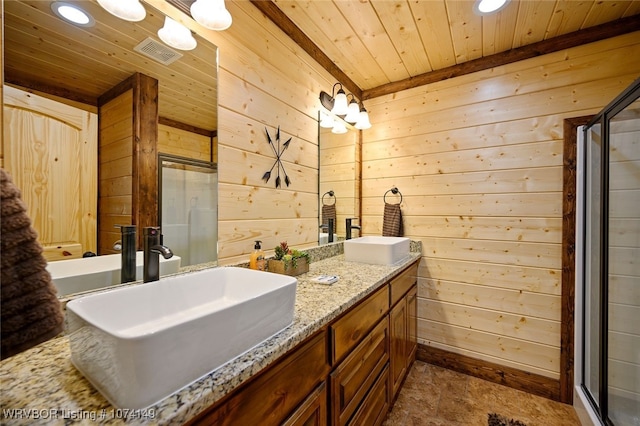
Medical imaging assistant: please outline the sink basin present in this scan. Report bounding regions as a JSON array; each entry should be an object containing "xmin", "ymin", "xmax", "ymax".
[
  {"xmin": 319, "ymin": 232, "xmax": 338, "ymax": 244},
  {"xmin": 343, "ymin": 236, "xmax": 410, "ymax": 265},
  {"xmin": 47, "ymin": 252, "xmax": 181, "ymax": 296},
  {"xmin": 66, "ymin": 267, "xmax": 296, "ymax": 409}
]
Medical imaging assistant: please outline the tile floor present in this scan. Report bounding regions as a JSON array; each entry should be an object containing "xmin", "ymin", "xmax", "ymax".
[{"xmin": 384, "ymin": 361, "xmax": 582, "ymax": 426}]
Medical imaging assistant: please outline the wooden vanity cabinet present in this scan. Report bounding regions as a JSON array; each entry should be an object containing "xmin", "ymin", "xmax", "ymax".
[
  {"xmin": 189, "ymin": 330, "xmax": 329, "ymax": 426},
  {"xmin": 188, "ymin": 260, "xmax": 419, "ymax": 426},
  {"xmin": 388, "ymin": 264, "xmax": 418, "ymax": 402}
]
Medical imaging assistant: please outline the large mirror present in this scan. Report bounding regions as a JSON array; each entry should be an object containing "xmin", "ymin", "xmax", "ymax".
[
  {"xmin": 318, "ymin": 121, "xmax": 360, "ymax": 244},
  {"xmin": 2, "ymin": 0, "xmax": 218, "ymax": 297}
]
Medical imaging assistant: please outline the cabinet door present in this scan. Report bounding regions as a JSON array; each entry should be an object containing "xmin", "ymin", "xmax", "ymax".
[
  {"xmin": 282, "ymin": 382, "xmax": 327, "ymax": 426},
  {"xmin": 389, "ymin": 298, "xmax": 407, "ymax": 399},
  {"xmin": 406, "ymin": 286, "xmax": 418, "ymax": 366},
  {"xmin": 347, "ymin": 366, "xmax": 390, "ymax": 426},
  {"xmin": 330, "ymin": 318, "xmax": 389, "ymax": 426}
]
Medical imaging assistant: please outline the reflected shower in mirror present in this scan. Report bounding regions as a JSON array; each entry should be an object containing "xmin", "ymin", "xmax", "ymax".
[
  {"xmin": 159, "ymin": 155, "xmax": 218, "ymax": 267},
  {"xmin": 2, "ymin": 0, "xmax": 218, "ymax": 297}
]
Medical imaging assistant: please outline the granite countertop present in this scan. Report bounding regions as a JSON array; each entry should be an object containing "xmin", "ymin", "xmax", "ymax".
[{"xmin": 0, "ymin": 243, "xmax": 421, "ymax": 425}]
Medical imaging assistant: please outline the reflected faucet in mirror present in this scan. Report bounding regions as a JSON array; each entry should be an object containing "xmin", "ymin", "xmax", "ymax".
[
  {"xmin": 115, "ymin": 225, "xmax": 137, "ymax": 284},
  {"xmin": 143, "ymin": 227, "xmax": 173, "ymax": 283}
]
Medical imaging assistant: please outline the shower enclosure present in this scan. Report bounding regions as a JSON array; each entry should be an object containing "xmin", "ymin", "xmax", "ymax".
[
  {"xmin": 159, "ymin": 155, "xmax": 218, "ymax": 267},
  {"xmin": 577, "ymin": 78, "xmax": 639, "ymax": 425}
]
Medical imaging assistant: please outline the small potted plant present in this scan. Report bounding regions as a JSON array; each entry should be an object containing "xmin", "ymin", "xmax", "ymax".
[{"xmin": 268, "ymin": 241, "xmax": 310, "ymax": 276}]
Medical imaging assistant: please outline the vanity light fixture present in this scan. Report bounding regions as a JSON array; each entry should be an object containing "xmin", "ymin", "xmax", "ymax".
[
  {"xmin": 96, "ymin": 0, "xmax": 146, "ymax": 22},
  {"xmin": 158, "ymin": 17, "xmax": 197, "ymax": 51},
  {"xmin": 51, "ymin": 2, "xmax": 95, "ymax": 27},
  {"xmin": 191, "ymin": 0, "xmax": 233, "ymax": 31},
  {"xmin": 319, "ymin": 82, "xmax": 373, "ymax": 131},
  {"xmin": 473, "ymin": 0, "xmax": 509, "ymax": 15}
]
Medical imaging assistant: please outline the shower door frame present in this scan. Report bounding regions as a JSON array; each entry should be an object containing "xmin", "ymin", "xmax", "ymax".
[{"xmin": 580, "ymin": 78, "xmax": 640, "ymax": 425}]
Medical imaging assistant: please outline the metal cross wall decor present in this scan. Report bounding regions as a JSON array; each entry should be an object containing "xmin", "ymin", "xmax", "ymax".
[{"xmin": 262, "ymin": 126, "xmax": 292, "ymax": 188}]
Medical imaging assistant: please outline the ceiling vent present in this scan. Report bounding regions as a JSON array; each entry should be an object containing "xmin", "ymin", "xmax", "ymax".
[{"xmin": 133, "ymin": 37, "xmax": 183, "ymax": 65}]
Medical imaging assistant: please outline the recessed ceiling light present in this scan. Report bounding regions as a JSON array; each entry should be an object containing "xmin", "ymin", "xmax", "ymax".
[
  {"xmin": 51, "ymin": 2, "xmax": 95, "ymax": 27},
  {"xmin": 473, "ymin": 0, "xmax": 510, "ymax": 15}
]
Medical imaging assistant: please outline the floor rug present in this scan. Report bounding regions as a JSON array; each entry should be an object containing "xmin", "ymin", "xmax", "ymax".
[{"xmin": 488, "ymin": 413, "xmax": 528, "ymax": 426}]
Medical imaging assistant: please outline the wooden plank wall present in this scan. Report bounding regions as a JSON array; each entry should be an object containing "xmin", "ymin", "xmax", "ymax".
[
  {"xmin": 158, "ymin": 123, "xmax": 212, "ymax": 162},
  {"xmin": 319, "ymin": 126, "xmax": 360, "ymax": 237},
  {"xmin": 98, "ymin": 90, "xmax": 134, "ymax": 255},
  {"xmin": 363, "ymin": 33, "xmax": 640, "ymax": 379},
  {"xmin": 608, "ymin": 116, "xmax": 640, "ymax": 403},
  {"xmin": 148, "ymin": 0, "xmax": 335, "ymax": 264}
]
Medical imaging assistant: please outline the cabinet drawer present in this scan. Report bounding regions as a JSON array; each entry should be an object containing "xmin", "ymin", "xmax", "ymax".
[
  {"xmin": 347, "ymin": 365, "xmax": 389, "ymax": 426},
  {"xmin": 190, "ymin": 330, "xmax": 329, "ymax": 426},
  {"xmin": 330, "ymin": 285, "xmax": 389, "ymax": 364},
  {"xmin": 330, "ymin": 318, "xmax": 389, "ymax": 426},
  {"xmin": 282, "ymin": 381, "xmax": 327, "ymax": 426},
  {"xmin": 390, "ymin": 263, "xmax": 417, "ymax": 307}
]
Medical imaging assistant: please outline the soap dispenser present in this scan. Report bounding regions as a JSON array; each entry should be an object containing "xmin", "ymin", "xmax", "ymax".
[{"xmin": 250, "ymin": 240, "xmax": 266, "ymax": 271}]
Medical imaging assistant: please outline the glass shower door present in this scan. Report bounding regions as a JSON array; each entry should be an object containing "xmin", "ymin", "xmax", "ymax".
[
  {"xmin": 159, "ymin": 155, "xmax": 218, "ymax": 267},
  {"xmin": 606, "ymin": 96, "xmax": 640, "ymax": 425},
  {"xmin": 581, "ymin": 79, "xmax": 640, "ymax": 426}
]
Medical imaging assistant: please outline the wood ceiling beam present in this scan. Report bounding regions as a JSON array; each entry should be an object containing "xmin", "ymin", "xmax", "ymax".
[
  {"xmin": 248, "ymin": 0, "xmax": 363, "ymax": 100},
  {"xmin": 4, "ymin": 72, "xmax": 98, "ymax": 106},
  {"xmin": 363, "ymin": 15, "xmax": 640, "ymax": 100}
]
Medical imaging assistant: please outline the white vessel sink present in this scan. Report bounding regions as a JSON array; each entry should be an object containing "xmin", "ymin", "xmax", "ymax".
[
  {"xmin": 47, "ymin": 252, "xmax": 181, "ymax": 296},
  {"xmin": 66, "ymin": 267, "xmax": 296, "ymax": 409},
  {"xmin": 319, "ymin": 232, "xmax": 338, "ymax": 244},
  {"xmin": 343, "ymin": 236, "xmax": 410, "ymax": 265}
]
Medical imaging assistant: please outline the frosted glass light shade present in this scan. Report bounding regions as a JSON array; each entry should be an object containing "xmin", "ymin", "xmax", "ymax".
[
  {"xmin": 158, "ymin": 17, "xmax": 197, "ymax": 51},
  {"xmin": 355, "ymin": 110, "xmax": 372, "ymax": 130},
  {"xmin": 97, "ymin": 0, "xmax": 146, "ymax": 22},
  {"xmin": 191, "ymin": 0, "xmax": 232, "ymax": 31},
  {"xmin": 331, "ymin": 89, "xmax": 349, "ymax": 116},
  {"xmin": 344, "ymin": 100, "xmax": 361, "ymax": 123},
  {"xmin": 332, "ymin": 121, "xmax": 347, "ymax": 134},
  {"xmin": 319, "ymin": 111, "xmax": 334, "ymax": 128}
]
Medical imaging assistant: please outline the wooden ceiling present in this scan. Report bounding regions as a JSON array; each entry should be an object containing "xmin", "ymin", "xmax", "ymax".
[
  {"xmin": 256, "ymin": 0, "xmax": 640, "ymax": 100},
  {"xmin": 3, "ymin": 0, "xmax": 218, "ymax": 132}
]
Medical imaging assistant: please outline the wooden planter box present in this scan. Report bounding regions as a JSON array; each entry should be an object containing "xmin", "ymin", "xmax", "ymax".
[{"xmin": 268, "ymin": 258, "xmax": 309, "ymax": 276}]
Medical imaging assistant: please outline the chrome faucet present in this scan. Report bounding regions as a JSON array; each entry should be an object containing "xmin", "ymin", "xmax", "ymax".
[
  {"xmin": 115, "ymin": 225, "xmax": 137, "ymax": 284},
  {"xmin": 143, "ymin": 227, "xmax": 173, "ymax": 283},
  {"xmin": 346, "ymin": 218, "xmax": 361, "ymax": 240}
]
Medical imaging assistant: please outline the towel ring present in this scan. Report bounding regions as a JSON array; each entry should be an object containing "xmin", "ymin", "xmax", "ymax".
[
  {"xmin": 384, "ymin": 187, "xmax": 402, "ymax": 204},
  {"xmin": 322, "ymin": 190, "xmax": 336, "ymax": 206}
]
